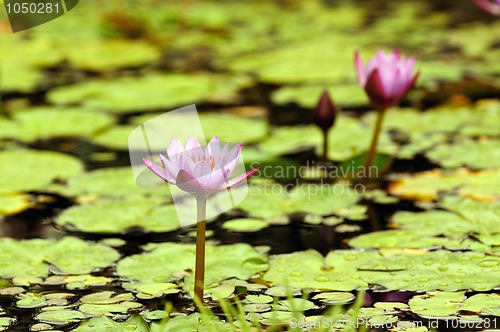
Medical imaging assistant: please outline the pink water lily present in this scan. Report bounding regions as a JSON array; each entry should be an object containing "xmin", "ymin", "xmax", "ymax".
[
  {"xmin": 355, "ymin": 49, "xmax": 418, "ymax": 111},
  {"xmin": 474, "ymin": 0, "xmax": 500, "ymax": 15},
  {"xmin": 143, "ymin": 136, "xmax": 258, "ymax": 197}
]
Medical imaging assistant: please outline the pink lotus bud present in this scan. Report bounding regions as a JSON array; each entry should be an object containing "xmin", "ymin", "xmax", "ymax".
[
  {"xmin": 474, "ymin": 0, "xmax": 500, "ymax": 15},
  {"xmin": 355, "ymin": 49, "xmax": 419, "ymax": 111},
  {"xmin": 313, "ymin": 90, "xmax": 337, "ymax": 131}
]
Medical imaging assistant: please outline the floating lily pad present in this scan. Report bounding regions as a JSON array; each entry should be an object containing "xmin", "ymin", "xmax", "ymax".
[
  {"xmin": 388, "ymin": 168, "xmax": 500, "ymax": 202},
  {"xmin": 73, "ymin": 315, "xmax": 149, "ymax": 332},
  {"xmin": 238, "ymin": 179, "xmax": 361, "ymax": 219},
  {"xmin": 0, "ymin": 193, "xmax": 32, "ymax": 216},
  {"xmin": 36, "ymin": 309, "xmax": 86, "ymax": 325},
  {"xmin": 353, "ymin": 250, "xmax": 500, "ymax": 292},
  {"xmin": 48, "ymin": 73, "xmax": 252, "ymax": 113},
  {"xmin": 409, "ymin": 292, "xmax": 500, "ymax": 320},
  {"xmin": 222, "ymin": 218, "xmax": 269, "ymax": 233},
  {"xmin": 0, "ymin": 107, "xmax": 114, "ymax": 143},
  {"xmin": 150, "ymin": 313, "xmax": 232, "ymax": 332},
  {"xmin": 263, "ymin": 249, "xmax": 369, "ymax": 291},
  {"xmin": 66, "ymin": 40, "xmax": 160, "ymax": 71},
  {"xmin": 51, "ymin": 167, "xmax": 168, "ymax": 198},
  {"xmin": 132, "ymin": 111, "xmax": 269, "ymax": 145},
  {"xmin": 0, "ymin": 150, "xmax": 83, "ymax": 194},
  {"xmin": 271, "ymin": 84, "xmax": 368, "ymax": 108},
  {"xmin": 348, "ymin": 229, "xmax": 471, "ymax": 250},
  {"xmin": 56, "ymin": 197, "xmax": 179, "ymax": 234},
  {"xmin": 117, "ymin": 243, "xmax": 268, "ymax": 291},
  {"xmin": 123, "ymin": 282, "xmax": 181, "ymax": 299},
  {"xmin": 426, "ymin": 139, "xmax": 500, "ymax": 169},
  {"xmin": 0, "ymin": 237, "xmax": 119, "ymax": 278},
  {"xmin": 79, "ymin": 291, "xmax": 142, "ymax": 316}
]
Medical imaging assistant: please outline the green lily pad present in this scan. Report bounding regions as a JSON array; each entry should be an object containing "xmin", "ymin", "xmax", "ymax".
[
  {"xmin": 0, "ymin": 316, "xmax": 16, "ymax": 331},
  {"xmin": 92, "ymin": 125, "xmax": 137, "ymax": 150},
  {"xmin": 0, "ymin": 237, "xmax": 119, "ymax": 278},
  {"xmin": 79, "ymin": 291, "xmax": 142, "ymax": 316},
  {"xmin": 123, "ymin": 282, "xmax": 181, "ymax": 299},
  {"xmin": 16, "ymin": 292, "xmax": 46, "ymax": 308},
  {"xmin": 263, "ymin": 249, "xmax": 369, "ymax": 291},
  {"xmin": 0, "ymin": 193, "xmax": 33, "ymax": 216},
  {"xmin": 426, "ymin": 139, "xmax": 500, "ymax": 169},
  {"xmin": 409, "ymin": 292, "xmax": 500, "ymax": 319},
  {"xmin": 389, "ymin": 168, "xmax": 500, "ymax": 202},
  {"xmin": 391, "ymin": 210, "xmax": 498, "ymax": 237},
  {"xmin": 51, "ymin": 167, "xmax": 168, "ymax": 198},
  {"xmin": 238, "ymin": 179, "xmax": 361, "ymax": 219},
  {"xmin": 150, "ymin": 313, "xmax": 232, "ymax": 332},
  {"xmin": 348, "ymin": 229, "xmax": 471, "ymax": 250},
  {"xmin": 442, "ymin": 196, "xmax": 498, "ymax": 222},
  {"xmin": 312, "ymin": 292, "xmax": 355, "ymax": 305},
  {"xmin": 0, "ymin": 107, "xmax": 114, "ymax": 143},
  {"xmin": 222, "ymin": 218, "xmax": 269, "ymax": 233},
  {"xmin": 0, "ymin": 63, "xmax": 43, "ymax": 93},
  {"xmin": 47, "ymin": 73, "xmax": 252, "ymax": 113},
  {"xmin": 460, "ymin": 100, "xmax": 500, "ymax": 137},
  {"xmin": 271, "ymin": 84, "xmax": 368, "ymax": 108},
  {"xmin": 73, "ymin": 315, "xmax": 149, "ymax": 332},
  {"xmin": 36, "ymin": 309, "xmax": 86, "ymax": 325},
  {"xmin": 0, "ymin": 150, "xmax": 83, "ymax": 194},
  {"xmin": 66, "ymin": 39, "xmax": 160, "ymax": 71},
  {"xmin": 117, "ymin": 243, "xmax": 268, "ymax": 289},
  {"xmin": 275, "ymin": 298, "xmax": 317, "ymax": 312},
  {"xmin": 132, "ymin": 111, "xmax": 269, "ymax": 145},
  {"xmin": 354, "ymin": 250, "xmax": 500, "ymax": 292},
  {"xmin": 56, "ymin": 197, "xmax": 179, "ymax": 234}
]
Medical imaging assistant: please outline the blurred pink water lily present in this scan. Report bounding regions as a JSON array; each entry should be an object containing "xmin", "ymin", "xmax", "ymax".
[
  {"xmin": 143, "ymin": 136, "xmax": 259, "ymax": 197},
  {"xmin": 355, "ymin": 49, "xmax": 418, "ymax": 111},
  {"xmin": 474, "ymin": 0, "xmax": 500, "ymax": 15}
]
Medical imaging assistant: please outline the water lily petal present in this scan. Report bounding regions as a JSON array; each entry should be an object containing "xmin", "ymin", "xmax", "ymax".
[
  {"xmin": 221, "ymin": 168, "xmax": 260, "ymax": 190},
  {"xmin": 176, "ymin": 169, "xmax": 208, "ymax": 195},
  {"xmin": 143, "ymin": 158, "xmax": 175, "ymax": 184}
]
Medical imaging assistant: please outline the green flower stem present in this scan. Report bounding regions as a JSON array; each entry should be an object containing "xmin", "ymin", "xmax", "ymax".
[
  {"xmin": 194, "ymin": 196, "xmax": 207, "ymax": 302},
  {"xmin": 322, "ymin": 129, "xmax": 329, "ymax": 163},
  {"xmin": 363, "ymin": 108, "xmax": 387, "ymax": 180}
]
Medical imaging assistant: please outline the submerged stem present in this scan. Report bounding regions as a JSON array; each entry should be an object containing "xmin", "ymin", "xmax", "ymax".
[
  {"xmin": 194, "ymin": 196, "xmax": 207, "ymax": 302},
  {"xmin": 363, "ymin": 108, "xmax": 387, "ymax": 180}
]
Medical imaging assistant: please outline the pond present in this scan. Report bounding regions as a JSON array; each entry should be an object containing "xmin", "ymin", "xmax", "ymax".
[{"xmin": 0, "ymin": 0, "xmax": 499, "ymax": 331}]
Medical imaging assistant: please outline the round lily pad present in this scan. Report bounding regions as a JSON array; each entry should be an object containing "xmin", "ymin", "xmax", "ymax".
[
  {"xmin": 47, "ymin": 73, "xmax": 252, "ymax": 113},
  {"xmin": 222, "ymin": 218, "xmax": 269, "ymax": 233},
  {"xmin": 117, "ymin": 243, "xmax": 268, "ymax": 289},
  {"xmin": 66, "ymin": 39, "xmax": 160, "ymax": 71},
  {"xmin": 51, "ymin": 167, "xmax": 168, "ymax": 198},
  {"xmin": 0, "ymin": 150, "xmax": 83, "ymax": 194},
  {"xmin": 425, "ymin": 139, "xmax": 500, "ymax": 169},
  {"xmin": 0, "ymin": 107, "xmax": 114, "ymax": 143},
  {"xmin": 0, "ymin": 237, "xmax": 119, "ymax": 278},
  {"xmin": 56, "ymin": 197, "xmax": 179, "ymax": 234},
  {"xmin": 73, "ymin": 315, "xmax": 149, "ymax": 331}
]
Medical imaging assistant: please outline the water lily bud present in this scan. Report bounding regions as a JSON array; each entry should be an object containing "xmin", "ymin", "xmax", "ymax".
[
  {"xmin": 355, "ymin": 49, "xmax": 419, "ymax": 111},
  {"xmin": 313, "ymin": 90, "xmax": 337, "ymax": 131},
  {"xmin": 474, "ymin": 0, "xmax": 500, "ymax": 15}
]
